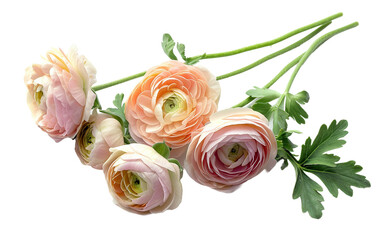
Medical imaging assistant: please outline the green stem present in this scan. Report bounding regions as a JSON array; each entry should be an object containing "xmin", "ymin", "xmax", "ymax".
[
  {"xmin": 232, "ymin": 53, "xmax": 304, "ymax": 108},
  {"xmin": 271, "ymin": 22, "xmax": 358, "ymax": 112},
  {"xmin": 92, "ymin": 71, "xmax": 146, "ymax": 92},
  {"xmin": 190, "ymin": 13, "xmax": 342, "ymax": 60},
  {"xmin": 284, "ymin": 21, "xmax": 359, "ymax": 94},
  {"xmin": 92, "ymin": 14, "xmax": 342, "ymax": 92},
  {"xmin": 263, "ymin": 53, "xmax": 304, "ymax": 89},
  {"xmin": 218, "ymin": 22, "xmax": 331, "ymax": 81}
]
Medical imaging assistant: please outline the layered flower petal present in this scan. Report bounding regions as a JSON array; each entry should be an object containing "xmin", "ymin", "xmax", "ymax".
[
  {"xmin": 103, "ymin": 144, "xmax": 182, "ymax": 214},
  {"xmin": 185, "ymin": 108, "xmax": 277, "ymax": 192},
  {"xmin": 75, "ymin": 112, "xmax": 124, "ymax": 169},
  {"xmin": 125, "ymin": 61, "xmax": 220, "ymax": 161},
  {"xmin": 24, "ymin": 47, "xmax": 96, "ymax": 141}
]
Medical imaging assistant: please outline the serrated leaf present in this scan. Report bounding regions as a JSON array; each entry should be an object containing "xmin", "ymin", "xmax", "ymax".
[
  {"xmin": 303, "ymin": 154, "xmax": 339, "ymax": 167},
  {"xmin": 300, "ymin": 120, "xmax": 348, "ymax": 166},
  {"xmin": 285, "ymin": 91, "xmax": 309, "ymax": 124},
  {"xmin": 306, "ymin": 161, "xmax": 371, "ymax": 198},
  {"xmin": 292, "ymin": 168, "xmax": 324, "ymax": 219},
  {"xmin": 152, "ymin": 142, "xmax": 170, "ymax": 159},
  {"xmin": 177, "ymin": 43, "xmax": 187, "ymax": 61},
  {"xmin": 246, "ymin": 88, "xmax": 281, "ymax": 102},
  {"xmin": 162, "ymin": 33, "xmax": 178, "ymax": 60}
]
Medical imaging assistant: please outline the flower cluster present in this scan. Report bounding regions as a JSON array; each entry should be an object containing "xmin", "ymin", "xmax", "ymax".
[{"xmin": 24, "ymin": 13, "xmax": 370, "ymax": 219}]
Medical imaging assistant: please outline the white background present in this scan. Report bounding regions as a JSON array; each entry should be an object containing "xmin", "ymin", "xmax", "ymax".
[{"xmin": 1, "ymin": 0, "xmax": 381, "ymax": 239}]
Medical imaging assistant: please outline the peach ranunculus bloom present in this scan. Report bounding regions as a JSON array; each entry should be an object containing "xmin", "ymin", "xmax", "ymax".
[
  {"xmin": 103, "ymin": 144, "xmax": 183, "ymax": 214},
  {"xmin": 24, "ymin": 47, "xmax": 96, "ymax": 142},
  {"xmin": 75, "ymin": 112, "xmax": 124, "ymax": 170},
  {"xmin": 185, "ymin": 108, "xmax": 277, "ymax": 192},
  {"xmin": 125, "ymin": 60, "xmax": 221, "ymax": 160}
]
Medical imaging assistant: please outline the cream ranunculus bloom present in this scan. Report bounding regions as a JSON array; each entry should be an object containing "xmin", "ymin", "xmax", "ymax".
[
  {"xmin": 75, "ymin": 112, "xmax": 124, "ymax": 169},
  {"xmin": 185, "ymin": 108, "xmax": 277, "ymax": 192},
  {"xmin": 125, "ymin": 60, "xmax": 221, "ymax": 161},
  {"xmin": 24, "ymin": 47, "xmax": 96, "ymax": 142},
  {"xmin": 103, "ymin": 144, "xmax": 182, "ymax": 214}
]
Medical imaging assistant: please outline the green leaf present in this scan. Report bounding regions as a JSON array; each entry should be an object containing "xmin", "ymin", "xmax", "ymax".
[
  {"xmin": 285, "ymin": 91, "xmax": 309, "ymax": 124},
  {"xmin": 277, "ymin": 129, "xmax": 300, "ymax": 152},
  {"xmin": 185, "ymin": 53, "xmax": 206, "ymax": 65},
  {"xmin": 287, "ymin": 119, "xmax": 370, "ymax": 219},
  {"xmin": 177, "ymin": 43, "xmax": 187, "ymax": 61},
  {"xmin": 300, "ymin": 120, "xmax": 348, "ymax": 166},
  {"xmin": 152, "ymin": 142, "xmax": 171, "ymax": 159},
  {"xmin": 281, "ymin": 159, "xmax": 289, "ymax": 170},
  {"xmin": 92, "ymin": 92, "xmax": 102, "ymax": 110},
  {"xmin": 306, "ymin": 161, "xmax": 371, "ymax": 198},
  {"xmin": 251, "ymin": 102, "xmax": 271, "ymax": 118},
  {"xmin": 162, "ymin": 33, "xmax": 178, "ymax": 60},
  {"xmin": 269, "ymin": 105, "xmax": 288, "ymax": 135},
  {"xmin": 303, "ymin": 154, "xmax": 340, "ymax": 167},
  {"xmin": 295, "ymin": 90, "xmax": 310, "ymax": 103},
  {"xmin": 246, "ymin": 87, "xmax": 281, "ymax": 102},
  {"xmin": 100, "ymin": 93, "xmax": 131, "ymax": 144},
  {"xmin": 168, "ymin": 158, "xmax": 183, "ymax": 179},
  {"xmin": 292, "ymin": 168, "xmax": 324, "ymax": 219}
]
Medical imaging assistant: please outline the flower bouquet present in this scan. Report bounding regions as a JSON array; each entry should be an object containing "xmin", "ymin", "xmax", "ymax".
[{"xmin": 24, "ymin": 13, "xmax": 370, "ymax": 219}]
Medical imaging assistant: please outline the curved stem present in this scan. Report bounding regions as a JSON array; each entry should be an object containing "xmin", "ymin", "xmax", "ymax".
[
  {"xmin": 232, "ymin": 53, "xmax": 304, "ymax": 108},
  {"xmin": 190, "ymin": 13, "xmax": 342, "ymax": 60},
  {"xmin": 92, "ymin": 71, "xmax": 146, "ymax": 92},
  {"xmin": 217, "ymin": 22, "xmax": 331, "ymax": 81},
  {"xmin": 264, "ymin": 53, "xmax": 304, "ymax": 89},
  {"xmin": 92, "ymin": 14, "xmax": 342, "ymax": 92},
  {"xmin": 284, "ymin": 22, "xmax": 359, "ymax": 94}
]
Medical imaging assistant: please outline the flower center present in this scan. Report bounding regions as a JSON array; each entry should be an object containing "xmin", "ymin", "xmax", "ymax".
[
  {"xmin": 162, "ymin": 94, "xmax": 185, "ymax": 114},
  {"xmin": 33, "ymin": 84, "xmax": 43, "ymax": 105},
  {"xmin": 227, "ymin": 143, "xmax": 245, "ymax": 162},
  {"xmin": 120, "ymin": 171, "xmax": 147, "ymax": 197}
]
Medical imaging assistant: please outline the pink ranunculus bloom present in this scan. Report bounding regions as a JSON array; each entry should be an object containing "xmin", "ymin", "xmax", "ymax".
[
  {"xmin": 24, "ymin": 47, "xmax": 96, "ymax": 142},
  {"xmin": 75, "ymin": 112, "xmax": 125, "ymax": 170},
  {"xmin": 125, "ymin": 60, "xmax": 221, "ymax": 162},
  {"xmin": 103, "ymin": 144, "xmax": 183, "ymax": 214},
  {"xmin": 185, "ymin": 108, "xmax": 277, "ymax": 192}
]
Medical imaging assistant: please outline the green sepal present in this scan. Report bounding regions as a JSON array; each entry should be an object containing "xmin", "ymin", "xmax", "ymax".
[
  {"xmin": 168, "ymin": 158, "xmax": 183, "ymax": 179},
  {"xmin": 153, "ymin": 142, "xmax": 171, "ymax": 159},
  {"xmin": 91, "ymin": 91, "xmax": 102, "ymax": 110},
  {"xmin": 100, "ymin": 93, "xmax": 131, "ymax": 144}
]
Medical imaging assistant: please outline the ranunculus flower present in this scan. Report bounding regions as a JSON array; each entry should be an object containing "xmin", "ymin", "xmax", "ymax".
[
  {"xmin": 185, "ymin": 108, "xmax": 277, "ymax": 192},
  {"xmin": 75, "ymin": 112, "xmax": 124, "ymax": 169},
  {"xmin": 103, "ymin": 144, "xmax": 182, "ymax": 214},
  {"xmin": 125, "ymin": 60, "xmax": 220, "ymax": 160},
  {"xmin": 24, "ymin": 47, "xmax": 96, "ymax": 142}
]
